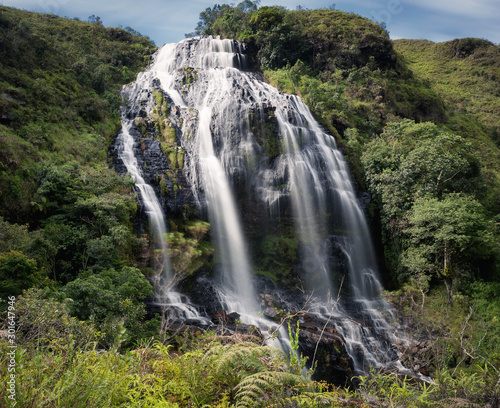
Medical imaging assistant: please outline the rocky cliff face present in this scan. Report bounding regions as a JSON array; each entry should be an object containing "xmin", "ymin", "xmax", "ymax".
[{"xmin": 113, "ymin": 84, "xmax": 197, "ymax": 220}]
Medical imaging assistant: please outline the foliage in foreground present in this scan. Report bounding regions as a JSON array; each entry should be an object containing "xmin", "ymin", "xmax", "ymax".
[
  {"xmin": 2, "ymin": 288, "xmax": 500, "ymax": 407},
  {"xmin": 0, "ymin": 289, "xmax": 347, "ymax": 407}
]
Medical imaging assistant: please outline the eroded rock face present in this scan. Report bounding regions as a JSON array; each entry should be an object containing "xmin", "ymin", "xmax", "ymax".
[{"xmin": 112, "ymin": 83, "xmax": 198, "ymax": 220}]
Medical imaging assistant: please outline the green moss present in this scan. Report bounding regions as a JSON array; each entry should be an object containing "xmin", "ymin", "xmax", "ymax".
[
  {"xmin": 254, "ymin": 228, "xmax": 299, "ymax": 285},
  {"xmin": 179, "ymin": 66, "xmax": 198, "ymax": 85},
  {"xmin": 160, "ymin": 143, "xmax": 185, "ymax": 170},
  {"xmin": 153, "ymin": 88, "xmax": 164, "ymax": 109},
  {"xmin": 151, "ymin": 89, "xmax": 172, "ymax": 140},
  {"xmin": 134, "ymin": 117, "xmax": 147, "ymax": 134},
  {"xmin": 159, "ymin": 177, "xmax": 169, "ymax": 196},
  {"xmin": 177, "ymin": 149, "xmax": 185, "ymax": 169},
  {"xmin": 249, "ymin": 109, "xmax": 281, "ymax": 158},
  {"xmin": 162, "ymin": 122, "xmax": 176, "ymax": 144}
]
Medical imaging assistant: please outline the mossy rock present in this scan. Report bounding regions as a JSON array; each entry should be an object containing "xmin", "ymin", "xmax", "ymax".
[
  {"xmin": 179, "ymin": 66, "xmax": 198, "ymax": 85},
  {"xmin": 134, "ymin": 117, "xmax": 147, "ymax": 134},
  {"xmin": 249, "ymin": 108, "xmax": 281, "ymax": 158},
  {"xmin": 161, "ymin": 121, "xmax": 176, "ymax": 144},
  {"xmin": 159, "ymin": 177, "xmax": 169, "ymax": 196},
  {"xmin": 160, "ymin": 143, "xmax": 185, "ymax": 170},
  {"xmin": 255, "ymin": 230, "xmax": 299, "ymax": 285}
]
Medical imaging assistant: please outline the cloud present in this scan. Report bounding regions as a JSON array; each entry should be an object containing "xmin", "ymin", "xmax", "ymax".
[{"xmin": 410, "ymin": 0, "xmax": 499, "ymax": 19}]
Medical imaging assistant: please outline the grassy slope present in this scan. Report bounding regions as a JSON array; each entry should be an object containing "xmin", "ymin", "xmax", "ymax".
[
  {"xmin": 393, "ymin": 38, "xmax": 500, "ymax": 213},
  {"xmin": 393, "ymin": 39, "xmax": 499, "ymax": 131},
  {"xmin": 0, "ymin": 6, "xmax": 156, "ymax": 284},
  {"xmin": 0, "ymin": 6, "xmax": 155, "ymax": 223}
]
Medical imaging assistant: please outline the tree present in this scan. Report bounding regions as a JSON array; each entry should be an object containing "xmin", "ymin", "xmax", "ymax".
[
  {"xmin": 362, "ymin": 120, "xmax": 481, "ymax": 224},
  {"xmin": 0, "ymin": 250, "xmax": 42, "ymax": 297},
  {"xmin": 194, "ymin": 4, "xmax": 233, "ymax": 35},
  {"xmin": 249, "ymin": 6, "xmax": 285, "ymax": 30},
  {"xmin": 401, "ymin": 194, "xmax": 494, "ymax": 304},
  {"xmin": 361, "ymin": 120, "xmax": 485, "ymax": 280},
  {"xmin": 87, "ymin": 15, "xmax": 103, "ymax": 26},
  {"xmin": 237, "ymin": 0, "xmax": 260, "ymax": 13}
]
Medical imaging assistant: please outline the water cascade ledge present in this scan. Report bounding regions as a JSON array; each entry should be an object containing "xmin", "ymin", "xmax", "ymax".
[{"xmin": 114, "ymin": 36, "xmax": 410, "ymax": 383}]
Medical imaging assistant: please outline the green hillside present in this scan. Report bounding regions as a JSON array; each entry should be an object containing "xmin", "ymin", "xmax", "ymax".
[
  {"xmin": 394, "ymin": 38, "xmax": 499, "ymax": 133},
  {"xmin": 394, "ymin": 38, "xmax": 500, "ymax": 213},
  {"xmin": 0, "ymin": 6, "xmax": 154, "ymax": 223}
]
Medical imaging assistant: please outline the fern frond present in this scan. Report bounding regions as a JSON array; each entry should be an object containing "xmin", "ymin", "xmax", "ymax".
[
  {"xmin": 270, "ymin": 391, "xmax": 346, "ymax": 407},
  {"xmin": 200, "ymin": 333, "xmax": 263, "ymax": 345},
  {"xmin": 204, "ymin": 342, "xmax": 286, "ymax": 376},
  {"xmin": 235, "ymin": 370, "xmax": 309, "ymax": 408}
]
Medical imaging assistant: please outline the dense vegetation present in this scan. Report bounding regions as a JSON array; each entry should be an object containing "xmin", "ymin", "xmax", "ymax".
[
  {"xmin": 3, "ymin": 288, "xmax": 500, "ymax": 407},
  {"xmin": 0, "ymin": 6, "xmax": 159, "ymax": 342},
  {"xmin": 1, "ymin": 1, "xmax": 500, "ymax": 406}
]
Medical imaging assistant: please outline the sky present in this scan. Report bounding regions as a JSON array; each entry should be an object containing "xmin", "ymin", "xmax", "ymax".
[{"xmin": 1, "ymin": 0, "xmax": 499, "ymax": 46}]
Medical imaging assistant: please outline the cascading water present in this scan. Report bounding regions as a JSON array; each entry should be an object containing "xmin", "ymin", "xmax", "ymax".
[
  {"xmin": 115, "ymin": 119, "xmax": 170, "ymax": 297},
  {"xmin": 119, "ymin": 35, "xmax": 403, "ymax": 373},
  {"xmin": 147, "ymin": 40, "xmax": 259, "ymax": 317},
  {"xmin": 139, "ymin": 38, "xmax": 295, "ymax": 351},
  {"xmin": 262, "ymin": 94, "xmax": 400, "ymax": 372},
  {"xmin": 115, "ymin": 66, "xmax": 210, "ymax": 326}
]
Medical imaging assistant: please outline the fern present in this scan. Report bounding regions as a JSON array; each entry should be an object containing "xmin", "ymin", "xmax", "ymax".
[
  {"xmin": 204, "ymin": 341, "xmax": 287, "ymax": 376},
  {"xmin": 200, "ymin": 333, "xmax": 263, "ymax": 345},
  {"xmin": 235, "ymin": 371, "xmax": 309, "ymax": 408},
  {"xmin": 270, "ymin": 391, "xmax": 344, "ymax": 407}
]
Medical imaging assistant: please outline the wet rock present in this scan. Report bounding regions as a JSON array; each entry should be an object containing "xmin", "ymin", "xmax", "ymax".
[
  {"xmin": 358, "ymin": 192, "xmax": 371, "ymax": 210},
  {"xmin": 262, "ymin": 293, "xmax": 274, "ymax": 307},
  {"xmin": 297, "ymin": 314, "xmax": 355, "ymax": 387},
  {"xmin": 228, "ymin": 312, "xmax": 241, "ymax": 321},
  {"xmin": 185, "ymin": 277, "xmax": 224, "ymax": 317},
  {"xmin": 264, "ymin": 307, "xmax": 279, "ymax": 318},
  {"xmin": 211, "ymin": 310, "xmax": 262, "ymax": 337},
  {"xmin": 213, "ymin": 310, "xmax": 231, "ymax": 325},
  {"xmin": 396, "ymin": 340, "xmax": 436, "ymax": 378}
]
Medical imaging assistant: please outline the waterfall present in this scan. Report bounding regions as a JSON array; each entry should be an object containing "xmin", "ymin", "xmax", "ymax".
[
  {"xmin": 265, "ymin": 93, "xmax": 399, "ymax": 372},
  {"xmin": 146, "ymin": 39, "xmax": 259, "ymax": 318},
  {"xmin": 115, "ymin": 62, "xmax": 211, "ymax": 326},
  {"xmin": 119, "ymin": 36, "xmax": 402, "ymax": 373},
  {"xmin": 116, "ymin": 119, "xmax": 171, "ymax": 296}
]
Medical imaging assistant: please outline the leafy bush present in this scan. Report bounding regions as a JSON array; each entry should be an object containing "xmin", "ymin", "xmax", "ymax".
[
  {"xmin": 63, "ymin": 267, "xmax": 153, "ymax": 321},
  {"xmin": 10, "ymin": 288, "xmax": 99, "ymax": 348},
  {"xmin": 0, "ymin": 251, "xmax": 42, "ymax": 298}
]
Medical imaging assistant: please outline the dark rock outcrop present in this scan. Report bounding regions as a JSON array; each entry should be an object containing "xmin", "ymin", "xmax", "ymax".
[{"xmin": 298, "ymin": 314, "xmax": 355, "ymax": 386}]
